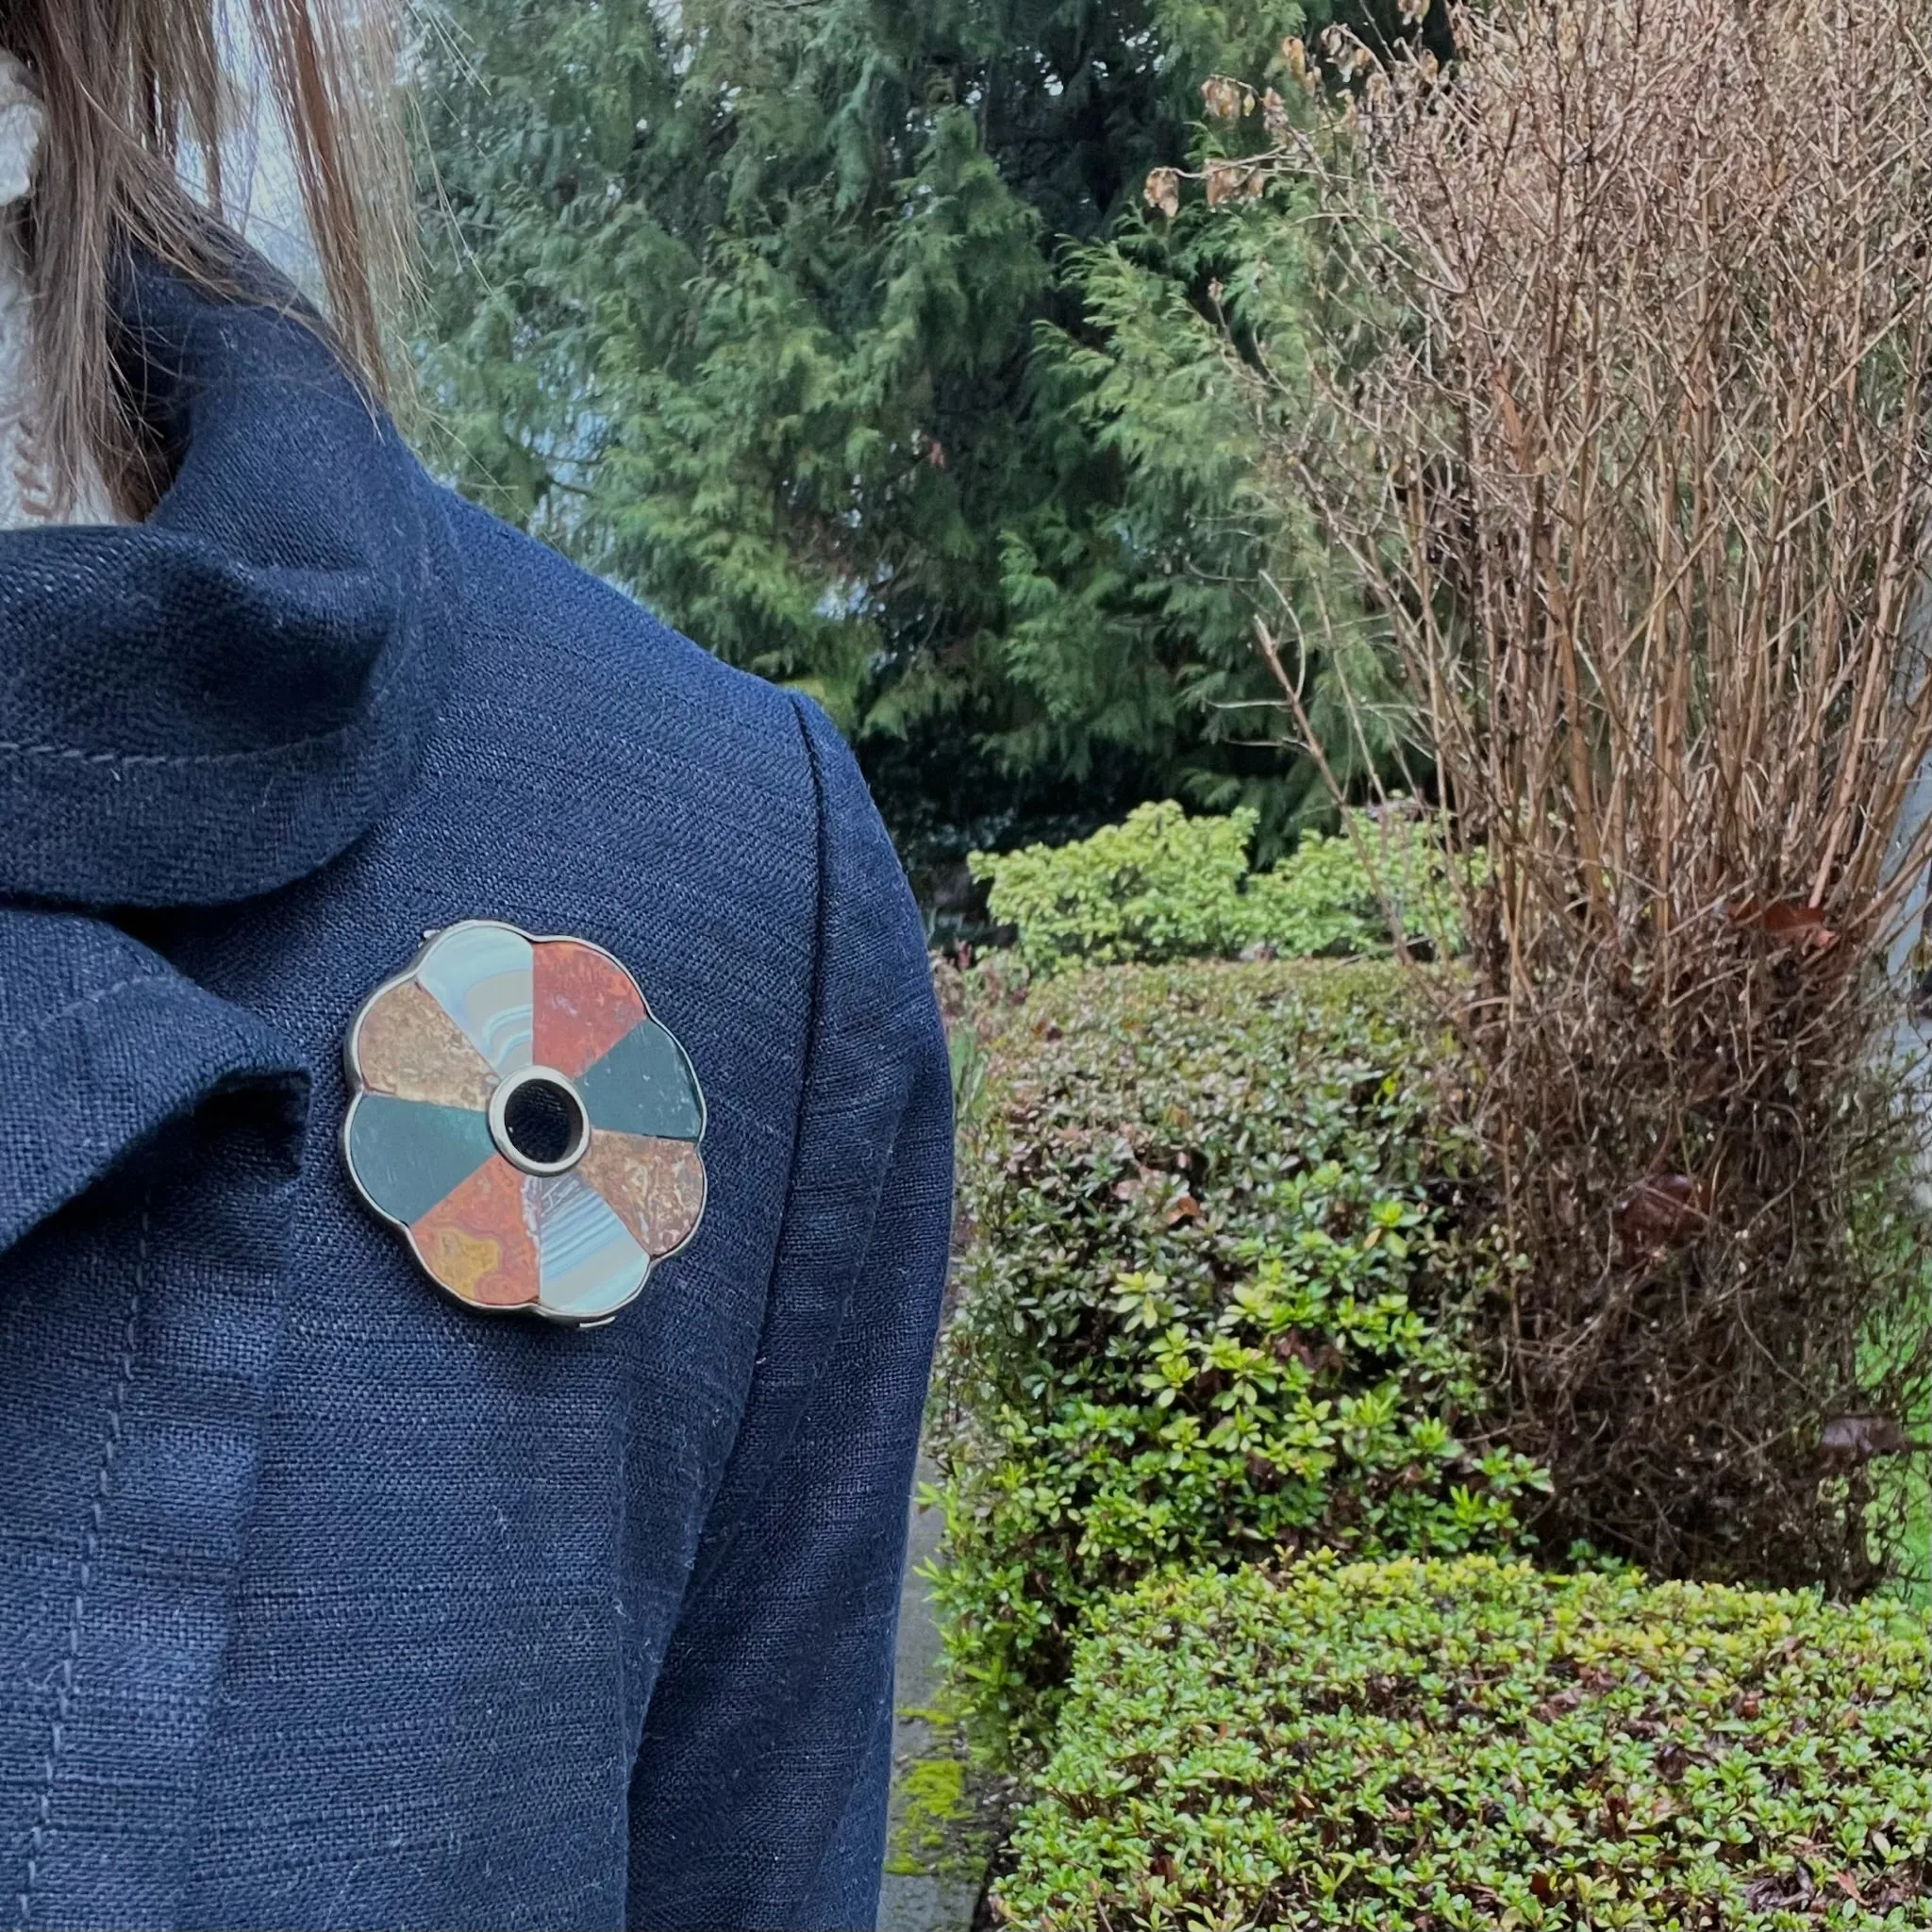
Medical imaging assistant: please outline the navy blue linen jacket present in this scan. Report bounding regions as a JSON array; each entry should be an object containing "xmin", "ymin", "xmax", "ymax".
[{"xmin": 0, "ymin": 263, "xmax": 951, "ymax": 1929}]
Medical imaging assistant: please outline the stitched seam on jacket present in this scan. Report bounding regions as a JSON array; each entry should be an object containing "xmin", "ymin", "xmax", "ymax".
[
  {"xmin": 661, "ymin": 694, "xmax": 840, "ymax": 1615},
  {"xmin": 0, "ymin": 691, "xmax": 391, "ymax": 765},
  {"xmin": 3, "ymin": 972, "xmax": 187, "ymax": 1054},
  {"xmin": 691, "ymin": 702, "xmax": 918, "ymax": 1569},
  {"xmin": 16, "ymin": 1194, "xmax": 148, "ymax": 1928},
  {"xmin": 0, "ymin": 619, "xmax": 418, "ymax": 771}
]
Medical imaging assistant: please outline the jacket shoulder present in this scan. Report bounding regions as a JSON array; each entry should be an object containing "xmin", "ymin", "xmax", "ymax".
[{"xmin": 438, "ymin": 490, "xmax": 807, "ymax": 762}]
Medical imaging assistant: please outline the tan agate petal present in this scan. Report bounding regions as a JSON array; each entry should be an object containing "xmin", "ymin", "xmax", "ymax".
[
  {"xmin": 355, "ymin": 977, "xmax": 498, "ymax": 1110},
  {"xmin": 577, "ymin": 1130, "xmax": 708, "ymax": 1259}
]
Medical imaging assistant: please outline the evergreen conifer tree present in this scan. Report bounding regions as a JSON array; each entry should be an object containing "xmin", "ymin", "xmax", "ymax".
[{"xmin": 414, "ymin": 0, "xmax": 1389, "ymax": 869}]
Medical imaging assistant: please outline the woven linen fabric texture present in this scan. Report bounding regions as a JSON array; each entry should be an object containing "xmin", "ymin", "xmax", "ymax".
[{"xmin": 0, "ymin": 257, "xmax": 952, "ymax": 1931}]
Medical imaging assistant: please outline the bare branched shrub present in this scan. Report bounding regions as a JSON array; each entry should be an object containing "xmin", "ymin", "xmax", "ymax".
[{"xmin": 1249, "ymin": 0, "xmax": 1932, "ymax": 1587}]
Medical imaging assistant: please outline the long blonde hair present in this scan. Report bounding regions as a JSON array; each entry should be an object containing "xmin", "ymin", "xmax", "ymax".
[{"xmin": 2, "ymin": 0, "xmax": 408, "ymax": 517}]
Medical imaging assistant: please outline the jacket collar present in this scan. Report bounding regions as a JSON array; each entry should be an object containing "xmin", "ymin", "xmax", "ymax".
[{"xmin": 0, "ymin": 253, "xmax": 453, "ymax": 908}]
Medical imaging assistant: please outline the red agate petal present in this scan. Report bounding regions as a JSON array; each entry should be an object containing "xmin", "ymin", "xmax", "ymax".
[
  {"xmin": 532, "ymin": 939, "xmax": 649, "ymax": 1080},
  {"xmin": 411, "ymin": 1156, "xmax": 541, "ymax": 1307}
]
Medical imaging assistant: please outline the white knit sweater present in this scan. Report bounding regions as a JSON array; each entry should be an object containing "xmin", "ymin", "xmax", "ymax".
[{"xmin": 0, "ymin": 52, "xmax": 118, "ymax": 528}]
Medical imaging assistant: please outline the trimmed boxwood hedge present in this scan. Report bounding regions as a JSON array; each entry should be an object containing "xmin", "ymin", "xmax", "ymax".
[
  {"xmin": 929, "ymin": 959, "xmax": 1542, "ymax": 1757},
  {"xmin": 996, "ymin": 1554, "xmax": 1932, "ymax": 1929},
  {"xmin": 966, "ymin": 801, "xmax": 1467, "ymax": 976}
]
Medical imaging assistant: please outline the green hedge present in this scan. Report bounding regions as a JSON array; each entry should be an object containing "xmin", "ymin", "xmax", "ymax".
[
  {"xmin": 967, "ymin": 801, "xmax": 1468, "ymax": 976},
  {"xmin": 997, "ymin": 1554, "xmax": 1932, "ymax": 1929},
  {"xmin": 929, "ymin": 959, "xmax": 1541, "ymax": 1758}
]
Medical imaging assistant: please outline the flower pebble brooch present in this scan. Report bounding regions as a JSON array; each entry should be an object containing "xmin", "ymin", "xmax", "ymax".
[{"xmin": 341, "ymin": 921, "xmax": 707, "ymax": 1325}]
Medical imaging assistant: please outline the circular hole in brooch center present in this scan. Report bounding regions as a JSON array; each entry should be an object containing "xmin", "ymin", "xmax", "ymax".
[{"xmin": 489, "ymin": 1066, "xmax": 590, "ymax": 1176}]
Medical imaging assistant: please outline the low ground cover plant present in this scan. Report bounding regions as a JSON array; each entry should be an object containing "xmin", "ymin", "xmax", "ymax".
[
  {"xmin": 929, "ymin": 959, "xmax": 1541, "ymax": 1757},
  {"xmin": 968, "ymin": 800, "xmax": 1465, "ymax": 976},
  {"xmin": 996, "ymin": 1553, "xmax": 1932, "ymax": 1929}
]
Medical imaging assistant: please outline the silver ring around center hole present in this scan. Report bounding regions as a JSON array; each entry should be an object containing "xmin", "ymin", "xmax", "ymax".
[{"xmin": 488, "ymin": 1065, "xmax": 591, "ymax": 1176}]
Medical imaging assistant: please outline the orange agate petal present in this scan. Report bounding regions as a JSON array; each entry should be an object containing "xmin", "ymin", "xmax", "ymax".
[
  {"xmin": 532, "ymin": 941, "xmax": 649, "ymax": 1079},
  {"xmin": 411, "ymin": 1156, "xmax": 540, "ymax": 1307},
  {"xmin": 577, "ymin": 1129, "xmax": 708, "ymax": 1259}
]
